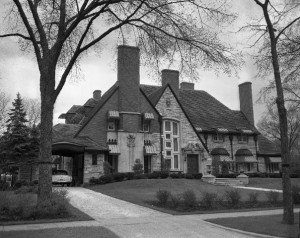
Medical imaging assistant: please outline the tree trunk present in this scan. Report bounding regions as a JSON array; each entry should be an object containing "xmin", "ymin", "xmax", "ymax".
[
  {"xmin": 37, "ymin": 68, "xmax": 55, "ymax": 204},
  {"xmin": 262, "ymin": 5, "xmax": 294, "ymax": 224}
]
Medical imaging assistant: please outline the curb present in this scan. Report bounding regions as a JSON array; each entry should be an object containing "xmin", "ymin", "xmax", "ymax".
[{"xmin": 203, "ymin": 220, "xmax": 283, "ymax": 238}]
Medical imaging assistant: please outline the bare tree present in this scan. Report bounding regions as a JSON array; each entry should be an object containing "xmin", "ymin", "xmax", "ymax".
[
  {"xmin": 0, "ymin": 0, "xmax": 238, "ymax": 203},
  {"xmin": 0, "ymin": 90, "xmax": 10, "ymax": 134},
  {"xmin": 248, "ymin": 0, "xmax": 300, "ymax": 224},
  {"xmin": 24, "ymin": 98, "xmax": 41, "ymax": 127},
  {"xmin": 257, "ymin": 103, "xmax": 300, "ymax": 153}
]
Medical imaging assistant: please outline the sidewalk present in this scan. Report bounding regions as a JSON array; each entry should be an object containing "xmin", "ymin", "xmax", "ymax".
[{"xmin": 233, "ymin": 186, "xmax": 283, "ymax": 193}]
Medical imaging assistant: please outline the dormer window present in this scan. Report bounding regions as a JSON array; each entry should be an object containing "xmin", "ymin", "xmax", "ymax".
[
  {"xmin": 142, "ymin": 113, "xmax": 154, "ymax": 132},
  {"xmin": 107, "ymin": 111, "xmax": 119, "ymax": 131},
  {"xmin": 143, "ymin": 120, "xmax": 150, "ymax": 132},
  {"xmin": 213, "ymin": 133, "xmax": 224, "ymax": 142},
  {"xmin": 108, "ymin": 120, "xmax": 116, "ymax": 131}
]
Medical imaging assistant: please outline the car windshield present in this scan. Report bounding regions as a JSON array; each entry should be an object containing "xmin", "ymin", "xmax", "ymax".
[{"xmin": 52, "ymin": 170, "xmax": 68, "ymax": 175}]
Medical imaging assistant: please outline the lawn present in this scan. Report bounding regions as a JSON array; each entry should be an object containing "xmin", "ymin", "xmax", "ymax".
[
  {"xmin": 206, "ymin": 213, "xmax": 300, "ymax": 238},
  {"xmin": 248, "ymin": 178, "xmax": 300, "ymax": 190},
  {"xmin": 88, "ymin": 178, "xmax": 282, "ymax": 213}
]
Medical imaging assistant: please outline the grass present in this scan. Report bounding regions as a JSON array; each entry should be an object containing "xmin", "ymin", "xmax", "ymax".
[
  {"xmin": 206, "ymin": 213, "xmax": 300, "ymax": 238},
  {"xmin": 88, "ymin": 179, "xmax": 283, "ymax": 214},
  {"xmin": 248, "ymin": 178, "xmax": 300, "ymax": 190}
]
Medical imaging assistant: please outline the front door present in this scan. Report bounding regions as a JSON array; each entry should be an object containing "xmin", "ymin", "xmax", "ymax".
[
  {"xmin": 187, "ymin": 154, "xmax": 199, "ymax": 174},
  {"xmin": 144, "ymin": 156, "xmax": 151, "ymax": 174}
]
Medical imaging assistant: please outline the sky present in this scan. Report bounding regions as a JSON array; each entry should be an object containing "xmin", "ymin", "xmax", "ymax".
[{"xmin": 0, "ymin": 0, "xmax": 268, "ymax": 126}]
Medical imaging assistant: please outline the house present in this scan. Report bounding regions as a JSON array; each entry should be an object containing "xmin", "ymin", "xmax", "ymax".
[{"xmin": 53, "ymin": 45, "xmax": 281, "ymax": 184}]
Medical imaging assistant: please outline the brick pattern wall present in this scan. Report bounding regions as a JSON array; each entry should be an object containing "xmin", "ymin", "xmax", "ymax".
[{"xmin": 83, "ymin": 153, "xmax": 105, "ymax": 183}]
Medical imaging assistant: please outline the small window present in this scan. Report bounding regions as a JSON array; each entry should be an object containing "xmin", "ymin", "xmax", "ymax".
[
  {"xmin": 165, "ymin": 121, "xmax": 171, "ymax": 131},
  {"xmin": 143, "ymin": 121, "xmax": 150, "ymax": 132},
  {"xmin": 213, "ymin": 134, "xmax": 224, "ymax": 142},
  {"xmin": 173, "ymin": 122, "xmax": 178, "ymax": 136},
  {"xmin": 238, "ymin": 134, "xmax": 248, "ymax": 143},
  {"xmin": 166, "ymin": 150, "xmax": 172, "ymax": 156},
  {"xmin": 166, "ymin": 98, "xmax": 171, "ymax": 108},
  {"xmin": 92, "ymin": 154, "xmax": 97, "ymax": 165},
  {"xmin": 174, "ymin": 155, "xmax": 179, "ymax": 169},
  {"xmin": 173, "ymin": 138, "xmax": 178, "ymax": 152},
  {"xmin": 166, "ymin": 141, "xmax": 172, "ymax": 148},
  {"xmin": 108, "ymin": 120, "xmax": 115, "ymax": 131},
  {"xmin": 166, "ymin": 134, "xmax": 171, "ymax": 139}
]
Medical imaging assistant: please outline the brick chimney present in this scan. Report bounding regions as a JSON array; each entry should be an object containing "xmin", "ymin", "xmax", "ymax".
[
  {"xmin": 180, "ymin": 82, "xmax": 194, "ymax": 90},
  {"xmin": 118, "ymin": 45, "xmax": 140, "ymax": 112},
  {"xmin": 162, "ymin": 69, "xmax": 179, "ymax": 96},
  {"xmin": 239, "ymin": 82, "xmax": 254, "ymax": 125},
  {"xmin": 93, "ymin": 90, "xmax": 101, "ymax": 100}
]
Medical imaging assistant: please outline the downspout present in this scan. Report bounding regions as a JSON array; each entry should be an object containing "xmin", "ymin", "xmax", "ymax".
[
  {"xmin": 254, "ymin": 134, "xmax": 259, "ymax": 172},
  {"xmin": 159, "ymin": 115, "xmax": 163, "ymax": 171},
  {"xmin": 229, "ymin": 134, "xmax": 234, "ymax": 172}
]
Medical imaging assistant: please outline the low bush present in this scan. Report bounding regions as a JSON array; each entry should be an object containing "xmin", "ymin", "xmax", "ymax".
[
  {"xmin": 148, "ymin": 171, "xmax": 160, "ymax": 179},
  {"xmin": 184, "ymin": 174, "xmax": 194, "ymax": 179},
  {"xmin": 224, "ymin": 189, "xmax": 241, "ymax": 208},
  {"xmin": 266, "ymin": 191, "xmax": 280, "ymax": 204},
  {"xmin": 100, "ymin": 175, "xmax": 113, "ymax": 184},
  {"xmin": 132, "ymin": 160, "xmax": 143, "ymax": 175},
  {"xmin": 156, "ymin": 189, "xmax": 171, "ymax": 207},
  {"xmin": 248, "ymin": 192, "xmax": 259, "ymax": 204},
  {"xmin": 170, "ymin": 194, "xmax": 181, "ymax": 208},
  {"xmin": 125, "ymin": 172, "xmax": 135, "ymax": 180},
  {"xmin": 13, "ymin": 180, "xmax": 29, "ymax": 189},
  {"xmin": 182, "ymin": 189, "xmax": 197, "ymax": 208},
  {"xmin": 292, "ymin": 186, "xmax": 300, "ymax": 204},
  {"xmin": 193, "ymin": 173, "xmax": 203, "ymax": 179},
  {"xmin": 14, "ymin": 185, "xmax": 37, "ymax": 194},
  {"xmin": 245, "ymin": 172, "xmax": 259, "ymax": 177},
  {"xmin": 268, "ymin": 173, "xmax": 282, "ymax": 178},
  {"xmin": 201, "ymin": 192, "xmax": 218, "ymax": 209},
  {"xmin": 113, "ymin": 172, "xmax": 125, "ymax": 182},
  {"xmin": 0, "ymin": 180, "xmax": 10, "ymax": 191},
  {"xmin": 103, "ymin": 161, "xmax": 112, "ymax": 176},
  {"xmin": 216, "ymin": 173, "xmax": 237, "ymax": 178},
  {"xmin": 170, "ymin": 173, "xmax": 181, "ymax": 179},
  {"xmin": 258, "ymin": 173, "xmax": 267, "ymax": 178},
  {"xmin": 134, "ymin": 174, "xmax": 148, "ymax": 179},
  {"xmin": 89, "ymin": 177, "xmax": 98, "ymax": 185},
  {"xmin": 290, "ymin": 173, "xmax": 299, "ymax": 178},
  {"xmin": 160, "ymin": 171, "xmax": 169, "ymax": 179}
]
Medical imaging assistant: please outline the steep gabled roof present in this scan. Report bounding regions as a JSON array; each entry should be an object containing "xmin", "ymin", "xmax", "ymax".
[
  {"xmin": 53, "ymin": 124, "xmax": 107, "ymax": 151},
  {"xmin": 141, "ymin": 84, "xmax": 258, "ymax": 134},
  {"xmin": 74, "ymin": 82, "xmax": 119, "ymax": 137},
  {"xmin": 66, "ymin": 105, "xmax": 83, "ymax": 114},
  {"xmin": 257, "ymin": 135, "xmax": 281, "ymax": 156}
]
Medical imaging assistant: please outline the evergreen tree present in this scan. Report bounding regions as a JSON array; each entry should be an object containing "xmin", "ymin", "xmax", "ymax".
[{"xmin": 0, "ymin": 93, "xmax": 30, "ymax": 169}]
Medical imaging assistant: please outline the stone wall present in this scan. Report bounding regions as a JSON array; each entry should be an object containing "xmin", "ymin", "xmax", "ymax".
[{"xmin": 83, "ymin": 153, "xmax": 105, "ymax": 183}]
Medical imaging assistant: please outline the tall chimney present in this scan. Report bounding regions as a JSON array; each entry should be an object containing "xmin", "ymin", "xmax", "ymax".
[
  {"xmin": 118, "ymin": 45, "xmax": 140, "ymax": 112},
  {"xmin": 162, "ymin": 69, "xmax": 179, "ymax": 96},
  {"xmin": 93, "ymin": 90, "xmax": 101, "ymax": 100},
  {"xmin": 239, "ymin": 82, "xmax": 254, "ymax": 125},
  {"xmin": 180, "ymin": 82, "xmax": 194, "ymax": 90}
]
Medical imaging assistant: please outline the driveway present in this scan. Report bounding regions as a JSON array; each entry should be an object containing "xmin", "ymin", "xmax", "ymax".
[{"xmin": 65, "ymin": 187, "xmax": 277, "ymax": 238}]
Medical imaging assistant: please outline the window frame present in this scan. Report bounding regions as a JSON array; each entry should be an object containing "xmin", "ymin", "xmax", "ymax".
[
  {"xmin": 92, "ymin": 154, "xmax": 97, "ymax": 165},
  {"xmin": 237, "ymin": 134, "xmax": 248, "ymax": 143},
  {"xmin": 213, "ymin": 133, "xmax": 224, "ymax": 142},
  {"xmin": 107, "ymin": 119, "xmax": 116, "ymax": 131}
]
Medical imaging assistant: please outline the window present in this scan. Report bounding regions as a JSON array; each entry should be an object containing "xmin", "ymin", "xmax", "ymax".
[
  {"xmin": 108, "ymin": 120, "xmax": 115, "ymax": 131},
  {"xmin": 213, "ymin": 133, "xmax": 224, "ymax": 142},
  {"xmin": 166, "ymin": 98, "xmax": 171, "ymax": 108},
  {"xmin": 143, "ymin": 120, "xmax": 150, "ymax": 132},
  {"xmin": 237, "ymin": 134, "xmax": 248, "ymax": 143},
  {"xmin": 92, "ymin": 154, "xmax": 97, "ymax": 165},
  {"xmin": 164, "ymin": 120, "xmax": 180, "ymax": 170}
]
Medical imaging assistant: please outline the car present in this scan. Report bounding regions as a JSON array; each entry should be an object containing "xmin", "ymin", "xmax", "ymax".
[{"xmin": 52, "ymin": 169, "xmax": 72, "ymax": 187}]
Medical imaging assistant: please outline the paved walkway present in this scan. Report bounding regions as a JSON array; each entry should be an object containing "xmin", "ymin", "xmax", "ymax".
[
  {"xmin": 233, "ymin": 186, "xmax": 283, "ymax": 193},
  {"xmin": 2, "ymin": 187, "xmax": 298, "ymax": 238}
]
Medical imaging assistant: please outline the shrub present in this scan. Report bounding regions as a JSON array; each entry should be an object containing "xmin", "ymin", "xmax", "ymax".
[
  {"xmin": 113, "ymin": 172, "xmax": 125, "ymax": 182},
  {"xmin": 103, "ymin": 161, "xmax": 112, "ymax": 175},
  {"xmin": 184, "ymin": 174, "xmax": 194, "ymax": 179},
  {"xmin": 182, "ymin": 189, "xmax": 197, "ymax": 208},
  {"xmin": 292, "ymin": 186, "xmax": 300, "ymax": 204},
  {"xmin": 125, "ymin": 172, "xmax": 135, "ymax": 180},
  {"xmin": 266, "ymin": 191, "xmax": 280, "ymax": 204},
  {"xmin": 13, "ymin": 180, "xmax": 29, "ymax": 189},
  {"xmin": 0, "ymin": 180, "xmax": 10, "ymax": 191},
  {"xmin": 100, "ymin": 175, "xmax": 113, "ymax": 184},
  {"xmin": 248, "ymin": 192, "xmax": 259, "ymax": 204},
  {"xmin": 290, "ymin": 173, "xmax": 299, "ymax": 178},
  {"xmin": 160, "ymin": 171, "xmax": 169, "ymax": 179},
  {"xmin": 201, "ymin": 192, "xmax": 218, "ymax": 209},
  {"xmin": 170, "ymin": 194, "xmax": 181, "ymax": 208},
  {"xmin": 216, "ymin": 173, "xmax": 237, "ymax": 178},
  {"xmin": 132, "ymin": 160, "xmax": 143, "ymax": 175},
  {"xmin": 148, "ymin": 171, "xmax": 160, "ymax": 179},
  {"xmin": 258, "ymin": 173, "xmax": 267, "ymax": 178},
  {"xmin": 224, "ymin": 189, "xmax": 241, "ymax": 208},
  {"xmin": 220, "ymin": 161, "xmax": 229, "ymax": 175},
  {"xmin": 170, "ymin": 173, "xmax": 181, "ymax": 179},
  {"xmin": 14, "ymin": 186, "xmax": 37, "ymax": 194},
  {"xmin": 89, "ymin": 177, "xmax": 98, "ymax": 185},
  {"xmin": 0, "ymin": 192, "xmax": 10, "ymax": 213},
  {"xmin": 156, "ymin": 189, "xmax": 171, "ymax": 206},
  {"xmin": 134, "ymin": 174, "xmax": 148, "ymax": 180},
  {"xmin": 268, "ymin": 173, "xmax": 282, "ymax": 178},
  {"xmin": 193, "ymin": 173, "xmax": 203, "ymax": 179}
]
